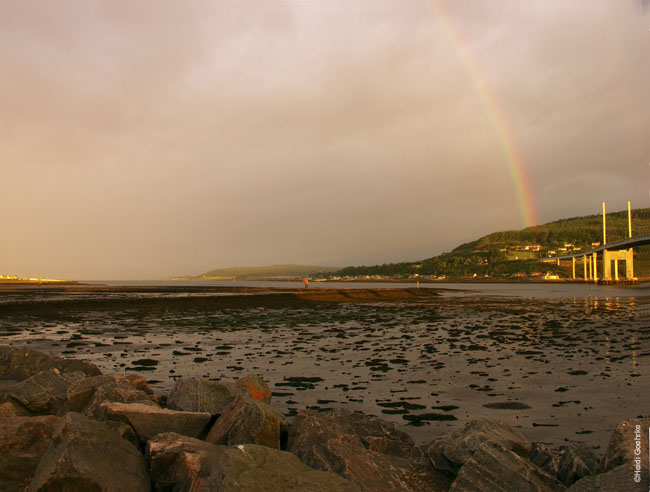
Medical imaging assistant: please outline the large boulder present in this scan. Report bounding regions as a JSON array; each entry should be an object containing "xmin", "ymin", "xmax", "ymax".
[
  {"xmin": 288, "ymin": 408, "xmax": 414, "ymax": 457},
  {"xmin": 598, "ymin": 418, "xmax": 650, "ymax": 473},
  {"xmin": 421, "ymin": 419, "xmax": 532, "ymax": 475},
  {"xmin": 167, "ymin": 377, "xmax": 241, "ymax": 414},
  {"xmin": 10, "ymin": 368, "xmax": 84, "ymax": 415},
  {"xmin": 147, "ymin": 432, "xmax": 361, "ymax": 492},
  {"xmin": 66, "ymin": 373, "xmax": 153, "ymax": 413},
  {"xmin": 0, "ymin": 415, "xmax": 60, "ymax": 491},
  {"xmin": 0, "ymin": 345, "xmax": 101, "ymax": 381},
  {"xmin": 28, "ymin": 412, "xmax": 150, "ymax": 492},
  {"xmin": 287, "ymin": 409, "xmax": 449, "ymax": 492},
  {"xmin": 238, "ymin": 374, "xmax": 272, "ymax": 403},
  {"xmin": 450, "ymin": 441, "xmax": 566, "ymax": 492},
  {"xmin": 206, "ymin": 396, "xmax": 287, "ymax": 449},
  {"xmin": 567, "ymin": 463, "xmax": 644, "ymax": 492},
  {"xmin": 99, "ymin": 401, "xmax": 212, "ymax": 444}
]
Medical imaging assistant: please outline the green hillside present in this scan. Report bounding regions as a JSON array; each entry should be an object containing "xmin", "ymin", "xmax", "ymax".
[
  {"xmin": 171, "ymin": 264, "xmax": 339, "ymax": 281},
  {"xmin": 330, "ymin": 208, "xmax": 650, "ymax": 280}
]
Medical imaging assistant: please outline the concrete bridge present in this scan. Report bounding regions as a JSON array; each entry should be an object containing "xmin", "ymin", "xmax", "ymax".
[{"xmin": 540, "ymin": 202, "xmax": 650, "ymax": 284}]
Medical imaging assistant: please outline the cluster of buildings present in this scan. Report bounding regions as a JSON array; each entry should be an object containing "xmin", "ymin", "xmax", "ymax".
[{"xmin": 546, "ymin": 243, "xmax": 583, "ymax": 257}]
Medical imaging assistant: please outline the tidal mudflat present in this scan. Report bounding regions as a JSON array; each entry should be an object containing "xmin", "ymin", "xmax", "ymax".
[{"xmin": 1, "ymin": 284, "xmax": 648, "ymax": 453}]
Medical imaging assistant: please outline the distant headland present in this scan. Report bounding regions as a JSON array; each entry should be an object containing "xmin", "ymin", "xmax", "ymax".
[
  {"xmin": 169, "ymin": 264, "xmax": 339, "ymax": 282},
  {"xmin": 0, "ymin": 275, "xmax": 77, "ymax": 285}
]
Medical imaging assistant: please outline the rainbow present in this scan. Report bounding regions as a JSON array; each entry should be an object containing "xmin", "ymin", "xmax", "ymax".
[{"xmin": 424, "ymin": 0, "xmax": 539, "ymax": 228}]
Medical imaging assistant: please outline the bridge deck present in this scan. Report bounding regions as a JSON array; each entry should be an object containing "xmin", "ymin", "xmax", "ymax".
[{"xmin": 540, "ymin": 234, "xmax": 650, "ymax": 261}]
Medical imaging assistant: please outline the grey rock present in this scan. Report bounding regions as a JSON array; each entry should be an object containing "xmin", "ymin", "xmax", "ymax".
[
  {"xmin": 557, "ymin": 446, "xmax": 593, "ymax": 486},
  {"xmin": 450, "ymin": 441, "xmax": 566, "ymax": 492},
  {"xmin": 598, "ymin": 418, "xmax": 650, "ymax": 473},
  {"xmin": 0, "ymin": 345, "xmax": 101, "ymax": 382},
  {"xmin": 28, "ymin": 412, "xmax": 150, "ymax": 492},
  {"xmin": 99, "ymin": 401, "xmax": 212, "ymax": 443},
  {"xmin": 67, "ymin": 373, "xmax": 153, "ymax": 413},
  {"xmin": 147, "ymin": 432, "xmax": 361, "ymax": 492},
  {"xmin": 0, "ymin": 415, "xmax": 60, "ymax": 491},
  {"xmin": 422, "ymin": 419, "xmax": 532, "ymax": 475},
  {"xmin": 167, "ymin": 377, "xmax": 241, "ymax": 414},
  {"xmin": 530, "ymin": 443, "xmax": 563, "ymax": 476},
  {"xmin": 288, "ymin": 409, "xmax": 450, "ymax": 492},
  {"xmin": 10, "ymin": 368, "xmax": 83, "ymax": 415},
  {"xmin": 82, "ymin": 379, "xmax": 158, "ymax": 418},
  {"xmin": 206, "ymin": 396, "xmax": 287, "ymax": 449},
  {"xmin": 288, "ymin": 408, "xmax": 414, "ymax": 458},
  {"xmin": 568, "ymin": 463, "xmax": 645, "ymax": 492},
  {"xmin": 530, "ymin": 443, "xmax": 593, "ymax": 486},
  {"xmin": 568, "ymin": 443, "xmax": 599, "ymax": 474}
]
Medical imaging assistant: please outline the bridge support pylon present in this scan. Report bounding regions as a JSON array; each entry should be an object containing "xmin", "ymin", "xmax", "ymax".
[
  {"xmin": 572, "ymin": 257, "xmax": 576, "ymax": 279},
  {"xmin": 601, "ymin": 248, "xmax": 635, "ymax": 283}
]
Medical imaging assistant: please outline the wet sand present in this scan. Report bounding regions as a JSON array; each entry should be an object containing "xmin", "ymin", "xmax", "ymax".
[{"xmin": 1, "ymin": 285, "xmax": 648, "ymax": 454}]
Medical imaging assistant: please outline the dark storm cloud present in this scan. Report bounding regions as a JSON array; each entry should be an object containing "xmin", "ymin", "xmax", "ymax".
[{"xmin": 1, "ymin": 0, "xmax": 648, "ymax": 279}]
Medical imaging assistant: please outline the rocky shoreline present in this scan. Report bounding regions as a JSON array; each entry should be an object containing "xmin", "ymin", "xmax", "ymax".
[{"xmin": 0, "ymin": 345, "xmax": 647, "ymax": 491}]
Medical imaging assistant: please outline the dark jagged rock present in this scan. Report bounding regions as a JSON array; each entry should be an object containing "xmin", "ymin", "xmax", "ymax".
[
  {"xmin": 10, "ymin": 368, "xmax": 84, "ymax": 415},
  {"xmin": 0, "ymin": 345, "xmax": 101, "ymax": 382},
  {"xmin": 167, "ymin": 377, "xmax": 241, "ymax": 414},
  {"xmin": 598, "ymin": 418, "xmax": 650, "ymax": 473},
  {"xmin": 206, "ymin": 395, "xmax": 287, "ymax": 449},
  {"xmin": 421, "ymin": 419, "xmax": 531, "ymax": 475},
  {"xmin": 568, "ymin": 443, "xmax": 598, "ymax": 475},
  {"xmin": 557, "ymin": 446, "xmax": 593, "ymax": 486},
  {"xmin": 530, "ymin": 443, "xmax": 564, "ymax": 477},
  {"xmin": 0, "ymin": 415, "xmax": 60, "ymax": 491},
  {"xmin": 530, "ymin": 443, "xmax": 593, "ymax": 486},
  {"xmin": 287, "ymin": 409, "xmax": 449, "ymax": 492},
  {"xmin": 567, "ymin": 463, "xmax": 645, "ymax": 492},
  {"xmin": 99, "ymin": 401, "xmax": 212, "ymax": 444},
  {"xmin": 66, "ymin": 373, "xmax": 153, "ymax": 413},
  {"xmin": 147, "ymin": 432, "xmax": 361, "ymax": 492},
  {"xmin": 238, "ymin": 374, "xmax": 272, "ymax": 403},
  {"xmin": 450, "ymin": 441, "xmax": 566, "ymax": 492},
  {"xmin": 28, "ymin": 412, "xmax": 150, "ymax": 492}
]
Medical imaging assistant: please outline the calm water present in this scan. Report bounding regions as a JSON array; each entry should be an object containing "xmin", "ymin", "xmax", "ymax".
[
  {"xmin": 1, "ymin": 281, "xmax": 649, "ymax": 452},
  {"xmin": 81, "ymin": 279, "xmax": 650, "ymax": 298}
]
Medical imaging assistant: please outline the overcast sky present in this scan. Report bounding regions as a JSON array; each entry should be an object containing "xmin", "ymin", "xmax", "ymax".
[{"xmin": 2, "ymin": 1, "xmax": 649, "ymax": 279}]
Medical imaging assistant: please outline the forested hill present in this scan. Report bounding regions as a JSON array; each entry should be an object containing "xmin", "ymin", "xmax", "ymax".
[
  {"xmin": 330, "ymin": 207, "xmax": 650, "ymax": 280},
  {"xmin": 171, "ymin": 264, "xmax": 339, "ymax": 281}
]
